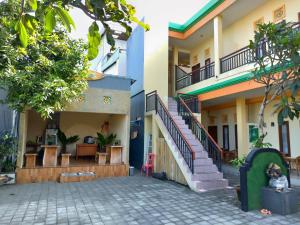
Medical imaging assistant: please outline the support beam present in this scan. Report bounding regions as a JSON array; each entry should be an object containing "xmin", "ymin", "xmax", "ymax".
[
  {"xmin": 16, "ymin": 111, "xmax": 28, "ymax": 168},
  {"xmin": 173, "ymin": 46, "xmax": 179, "ymax": 95},
  {"xmin": 213, "ymin": 16, "xmax": 223, "ymax": 77},
  {"xmin": 236, "ymin": 98, "xmax": 249, "ymax": 157}
]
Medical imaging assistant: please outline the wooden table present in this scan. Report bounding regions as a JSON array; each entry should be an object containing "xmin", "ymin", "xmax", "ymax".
[
  {"xmin": 107, "ymin": 146, "xmax": 123, "ymax": 164},
  {"xmin": 42, "ymin": 145, "xmax": 58, "ymax": 167},
  {"xmin": 25, "ymin": 153, "xmax": 37, "ymax": 168},
  {"xmin": 76, "ymin": 144, "xmax": 97, "ymax": 160}
]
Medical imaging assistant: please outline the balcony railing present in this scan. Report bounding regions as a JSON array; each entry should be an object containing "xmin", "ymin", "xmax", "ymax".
[
  {"xmin": 175, "ymin": 22, "xmax": 299, "ymax": 91},
  {"xmin": 220, "ymin": 46, "xmax": 255, "ymax": 73},
  {"xmin": 176, "ymin": 62, "xmax": 215, "ymax": 90}
]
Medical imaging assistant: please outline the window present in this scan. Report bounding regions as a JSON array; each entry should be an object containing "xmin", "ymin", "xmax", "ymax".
[{"xmin": 223, "ymin": 125, "xmax": 229, "ymax": 151}]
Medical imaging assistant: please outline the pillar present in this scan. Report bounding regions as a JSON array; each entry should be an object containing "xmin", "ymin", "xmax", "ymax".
[
  {"xmin": 16, "ymin": 111, "xmax": 28, "ymax": 168},
  {"xmin": 236, "ymin": 97, "xmax": 249, "ymax": 157},
  {"xmin": 173, "ymin": 46, "xmax": 179, "ymax": 95},
  {"xmin": 213, "ymin": 16, "xmax": 223, "ymax": 77}
]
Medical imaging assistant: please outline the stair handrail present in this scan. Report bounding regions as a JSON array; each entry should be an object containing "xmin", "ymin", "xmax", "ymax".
[
  {"xmin": 177, "ymin": 94, "xmax": 223, "ymax": 171},
  {"xmin": 146, "ymin": 91, "xmax": 195, "ymax": 173}
]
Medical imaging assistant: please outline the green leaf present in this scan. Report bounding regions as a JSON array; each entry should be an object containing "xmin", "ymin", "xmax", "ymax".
[
  {"xmin": 15, "ymin": 20, "xmax": 28, "ymax": 47},
  {"xmin": 45, "ymin": 8, "xmax": 56, "ymax": 32},
  {"xmin": 87, "ymin": 22, "xmax": 101, "ymax": 60},
  {"xmin": 28, "ymin": 0, "xmax": 37, "ymax": 11},
  {"xmin": 23, "ymin": 14, "xmax": 37, "ymax": 32},
  {"xmin": 53, "ymin": 5, "xmax": 75, "ymax": 32}
]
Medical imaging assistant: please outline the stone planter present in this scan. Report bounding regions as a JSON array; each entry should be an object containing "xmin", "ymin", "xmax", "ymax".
[
  {"xmin": 61, "ymin": 153, "xmax": 71, "ymax": 167},
  {"xmin": 0, "ymin": 172, "xmax": 16, "ymax": 185}
]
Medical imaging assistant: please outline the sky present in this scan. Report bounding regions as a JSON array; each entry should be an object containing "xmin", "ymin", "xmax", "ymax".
[{"xmin": 70, "ymin": 0, "xmax": 211, "ymax": 40}]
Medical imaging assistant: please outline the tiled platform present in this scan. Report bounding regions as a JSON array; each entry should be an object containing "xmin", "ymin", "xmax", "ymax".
[{"xmin": 0, "ymin": 174, "xmax": 299, "ymax": 225}]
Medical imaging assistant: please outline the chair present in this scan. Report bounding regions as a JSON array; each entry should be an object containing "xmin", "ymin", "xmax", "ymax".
[{"xmin": 141, "ymin": 153, "xmax": 155, "ymax": 176}]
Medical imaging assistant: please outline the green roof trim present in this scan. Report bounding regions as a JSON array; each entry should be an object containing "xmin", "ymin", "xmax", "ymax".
[
  {"xmin": 186, "ymin": 72, "xmax": 254, "ymax": 96},
  {"xmin": 169, "ymin": 0, "xmax": 224, "ymax": 33},
  {"xmin": 185, "ymin": 63, "xmax": 293, "ymax": 96}
]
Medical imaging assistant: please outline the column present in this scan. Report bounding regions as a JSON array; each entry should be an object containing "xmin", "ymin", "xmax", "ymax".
[
  {"xmin": 173, "ymin": 46, "xmax": 179, "ymax": 94},
  {"xmin": 16, "ymin": 111, "xmax": 28, "ymax": 168},
  {"xmin": 236, "ymin": 97, "xmax": 249, "ymax": 157},
  {"xmin": 213, "ymin": 16, "xmax": 223, "ymax": 78}
]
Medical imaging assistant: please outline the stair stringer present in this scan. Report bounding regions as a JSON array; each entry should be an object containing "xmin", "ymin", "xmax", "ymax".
[{"xmin": 154, "ymin": 113, "xmax": 199, "ymax": 192}]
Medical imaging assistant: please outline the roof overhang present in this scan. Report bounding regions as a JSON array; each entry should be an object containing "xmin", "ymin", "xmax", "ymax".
[{"xmin": 168, "ymin": 0, "xmax": 236, "ymax": 40}]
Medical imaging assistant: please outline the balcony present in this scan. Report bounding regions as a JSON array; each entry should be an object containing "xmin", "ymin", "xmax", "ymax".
[
  {"xmin": 176, "ymin": 62, "xmax": 215, "ymax": 90},
  {"xmin": 175, "ymin": 23, "xmax": 300, "ymax": 91}
]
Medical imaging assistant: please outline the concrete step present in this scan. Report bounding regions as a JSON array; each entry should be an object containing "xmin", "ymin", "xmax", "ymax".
[
  {"xmin": 194, "ymin": 151, "xmax": 208, "ymax": 158},
  {"xmin": 194, "ymin": 158, "xmax": 213, "ymax": 166},
  {"xmin": 196, "ymin": 179, "xmax": 229, "ymax": 191},
  {"xmin": 194, "ymin": 164, "xmax": 218, "ymax": 173},
  {"xmin": 169, "ymin": 111, "xmax": 179, "ymax": 116},
  {"xmin": 192, "ymin": 172, "xmax": 223, "ymax": 181}
]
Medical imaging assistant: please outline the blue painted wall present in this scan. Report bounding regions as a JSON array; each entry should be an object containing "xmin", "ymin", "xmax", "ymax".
[
  {"xmin": 127, "ymin": 24, "xmax": 146, "ymax": 169},
  {"xmin": 88, "ymin": 75, "xmax": 132, "ymax": 91},
  {"xmin": 127, "ymin": 24, "xmax": 144, "ymax": 97}
]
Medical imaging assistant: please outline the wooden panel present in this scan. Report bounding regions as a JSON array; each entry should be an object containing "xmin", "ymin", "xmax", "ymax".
[
  {"xmin": 156, "ymin": 138, "xmax": 187, "ymax": 185},
  {"xmin": 109, "ymin": 146, "xmax": 123, "ymax": 164},
  {"xmin": 25, "ymin": 154, "xmax": 37, "ymax": 168},
  {"xmin": 16, "ymin": 164, "xmax": 128, "ymax": 184},
  {"xmin": 76, "ymin": 144, "xmax": 97, "ymax": 159},
  {"xmin": 43, "ymin": 146, "xmax": 58, "ymax": 167}
]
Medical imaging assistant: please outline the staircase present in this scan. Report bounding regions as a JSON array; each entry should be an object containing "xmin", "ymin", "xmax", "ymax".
[{"xmin": 146, "ymin": 91, "xmax": 228, "ymax": 192}]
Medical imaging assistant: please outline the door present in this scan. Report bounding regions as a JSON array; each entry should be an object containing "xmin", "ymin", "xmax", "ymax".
[
  {"xmin": 208, "ymin": 126, "xmax": 218, "ymax": 143},
  {"xmin": 205, "ymin": 58, "xmax": 211, "ymax": 79},
  {"xmin": 278, "ymin": 121, "xmax": 291, "ymax": 156},
  {"xmin": 191, "ymin": 63, "xmax": 200, "ymax": 84},
  {"xmin": 223, "ymin": 125, "xmax": 230, "ymax": 151}
]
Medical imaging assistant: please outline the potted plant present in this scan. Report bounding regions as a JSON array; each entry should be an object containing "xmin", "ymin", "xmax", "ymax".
[
  {"xmin": 57, "ymin": 129, "xmax": 79, "ymax": 166},
  {"xmin": 0, "ymin": 131, "xmax": 17, "ymax": 185},
  {"xmin": 57, "ymin": 129, "xmax": 80, "ymax": 154},
  {"xmin": 96, "ymin": 132, "xmax": 117, "ymax": 152},
  {"xmin": 230, "ymin": 156, "xmax": 246, "ymax": 201}
]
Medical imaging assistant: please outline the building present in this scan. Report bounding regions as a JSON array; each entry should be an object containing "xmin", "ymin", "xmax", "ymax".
[
  {"xmin": 14, "ymin": 28, "xmax": 132, "ymax": 184},
  {"xmin": 127, "ymin": 0, "xmax": 300, "ymax": 191}
]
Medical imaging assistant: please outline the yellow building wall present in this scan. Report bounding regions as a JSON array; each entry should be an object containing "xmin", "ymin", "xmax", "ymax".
[
  {"xmin": 138, "ymin": 1, "xmax": 169, "ymax": 101},
  {"xmin": 66, "ymin": 88, "xmax": 130, "ymax": 115},
  {"xmin": 190, "ymin": 37, "xmax": 214, "ymax": 67},
  {"xmin": 174, "ymin": 0, "xmax": 300, "ymax": 95},
  {"xmin": 223, "ymin": 0, "xmax": 300, "ymax": 56},
  {"xmin": 203, "ymin": 107, "xmax": 237, "ymax": 151},
  {"xmin": 26, "ymin": 110, "xmax": 48, "ymax": 143},
  {"xmin": 202, "ymin": 99, "xmax": 300, "ymax": 158},
  {"xmin": 59, "ymin": 112, "xmax": 129, "ymax": 161}
]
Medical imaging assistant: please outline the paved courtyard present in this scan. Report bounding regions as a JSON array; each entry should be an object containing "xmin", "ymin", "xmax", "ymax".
[{"xmin": 0, "ymin": 175, "xmax": 299, "ymax": 225}]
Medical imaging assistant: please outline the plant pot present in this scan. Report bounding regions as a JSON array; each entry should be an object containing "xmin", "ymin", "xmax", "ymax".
[{"xmin": 235, "ymin": 185, "xmax": 241, "ymax": 202}]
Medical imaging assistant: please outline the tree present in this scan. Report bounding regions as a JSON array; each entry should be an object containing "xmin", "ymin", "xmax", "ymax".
[
  {"xmin": 249, "ymin": 22, "xmax": 300, "ymax": 138},
  {"xmin": 0, "ymin": 0, "xmax": 89, "ymax": 118},
  {"xmin": 15, "ymin": 0, "xmax": 149, "ymax": 60}
]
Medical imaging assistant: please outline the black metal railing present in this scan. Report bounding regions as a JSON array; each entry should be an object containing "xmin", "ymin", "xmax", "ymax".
[
  {"xmin": 146, "ymin": 91, "xmax": 195, "ymax": 173},
  {"xmin": 177, "ymin": 95, "xmax": 223, "ymax": 171},
  {"xmin": 176, "ymin": 62, "xmax": 215, "ymax": 90},
  {"xmin": 177, "ymin": 93, "xmax": 200, "ymax": 113},
  {"xmin": 220, "ymin": 46, "xmax": 255, "ymax": 73}
]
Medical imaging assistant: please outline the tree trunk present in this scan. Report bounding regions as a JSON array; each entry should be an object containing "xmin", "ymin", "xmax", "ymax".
[{"xmin": 258, "ymin": 95, "xmax": 268, "ymax": 137}]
